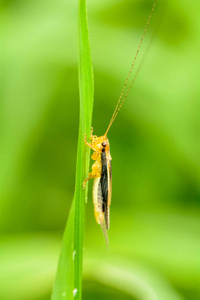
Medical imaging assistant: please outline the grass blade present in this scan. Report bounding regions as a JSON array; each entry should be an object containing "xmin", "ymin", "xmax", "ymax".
[{"xmin": 51, "ymin": 0, "xmax": 94, "ymax": 299}]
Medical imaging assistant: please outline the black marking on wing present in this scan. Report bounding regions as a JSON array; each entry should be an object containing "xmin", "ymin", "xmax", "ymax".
[
  {"xmin": 101, "ymin": 152, "xmax": 108, "ymax": 229},
  {"xmin": 109, "ymin": 160, "xmax": 112, "ymax": 185},
  {"xmin": 107, "ymin": 160, "xmax": 112, "ymax": 230}
]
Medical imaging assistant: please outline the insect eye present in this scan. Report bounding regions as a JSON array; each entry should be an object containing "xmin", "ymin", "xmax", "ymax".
[{"xmin": 102, "ymin": 142, "xmax": 107, "ymax": 147}]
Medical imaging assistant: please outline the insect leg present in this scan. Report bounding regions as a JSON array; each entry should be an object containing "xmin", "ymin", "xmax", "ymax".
[
  {"xmin": 84, "ymin": 134, "xmax": 97, "ymax": 152},
  {"xmin": 90, "ymin": 127, "xmax": 97, "ymax": 138},
  {"xmin": 83, "ymin": 172, "xmax": 95, "ymax": 189}
]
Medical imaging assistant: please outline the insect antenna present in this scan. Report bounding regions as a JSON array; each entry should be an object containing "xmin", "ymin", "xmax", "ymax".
[{"xmin": 104, "ymin": 0, "xmax": 157, "ymax": 136}]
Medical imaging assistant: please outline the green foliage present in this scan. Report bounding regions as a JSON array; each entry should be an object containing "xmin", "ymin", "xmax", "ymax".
[{"xmin": 1, "ymin": 0, "xmax": 200, "ymax": 300}]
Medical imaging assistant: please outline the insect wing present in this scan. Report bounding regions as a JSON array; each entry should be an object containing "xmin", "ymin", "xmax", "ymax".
[
  {"xmin": 107, "ymin": 160, "xmax": 112, "ymax": 229},
  {"xmin": 100, "ymin": 152, "xmax": 112, "ymax": 230}
]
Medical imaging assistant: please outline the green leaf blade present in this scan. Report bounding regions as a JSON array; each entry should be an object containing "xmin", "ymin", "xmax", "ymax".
[{"xmin": 51, "ymin": 0, "xmax": 93, "ymax": 299}]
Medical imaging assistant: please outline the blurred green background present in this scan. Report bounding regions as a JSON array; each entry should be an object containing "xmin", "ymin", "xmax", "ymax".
[{"xmin": 1, "ymin": 0, "xmax": 200, "ymax": 299}]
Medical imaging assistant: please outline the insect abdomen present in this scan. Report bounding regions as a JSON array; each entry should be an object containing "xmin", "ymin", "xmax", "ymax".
[
  {"xmin": 93, "ymin": 175, "xmax": 109, "ymax": 244},
  {"xmin": 93, "ymin": 177, "xmax": 103, "ymax": 225}
]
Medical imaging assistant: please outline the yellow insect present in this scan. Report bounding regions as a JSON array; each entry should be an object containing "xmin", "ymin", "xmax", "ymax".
[
  {"xmin": 83, "ymin": 0, "xmax": 157, "ymax": 244},
  {"xmin": 83, "ymin": 129, "xmax": 112, "ymax": 244}
]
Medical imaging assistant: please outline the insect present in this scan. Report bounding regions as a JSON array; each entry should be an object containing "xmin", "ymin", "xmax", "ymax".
[{"xmin": 83, "ymin": 0, "xmax": 157, "ymax": 244}]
